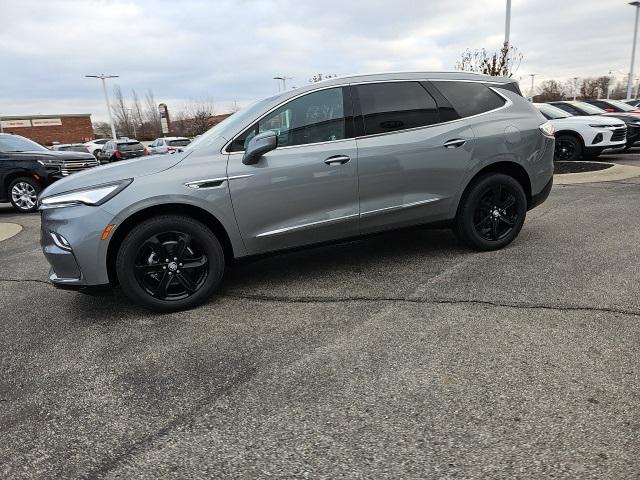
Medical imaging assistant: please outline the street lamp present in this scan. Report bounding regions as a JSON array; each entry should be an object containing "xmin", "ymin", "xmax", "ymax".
[
  {"xmin": 85, "ymin": 74, "xmax": 119, "ymax": 140},
  {"xmin": 273, "ymin": 75, "xmax": 293, "ymax": 92},
  {"xmin": 504, "ymin": 0, "xmax": 511, "ymax": 49},
  {"xmin": 572, "ymin": 76, "xmax": 580, "ymax": 100},
  {"xmin": 627, "ymin": 2, "xmax": 640, "ymax": 99},
  {"xmin": 529, "ymin": 73, "xmax": 536, "ymax": 99}
]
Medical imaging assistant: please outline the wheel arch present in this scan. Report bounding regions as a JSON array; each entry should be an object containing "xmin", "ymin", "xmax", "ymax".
[
  {"xmin": 555, "ymin": 129, "xmax": 585, "ymax": 147},
  {"xmin": 459, "ymin": 161, "xmax": 532, "ymax": 211},
  {"xmin": 106, "ymin": 203, "xmax": 235, "ymax": 286}
]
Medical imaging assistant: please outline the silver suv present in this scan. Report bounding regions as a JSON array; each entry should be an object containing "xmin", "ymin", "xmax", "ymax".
[{"xmin": 39, "ymin": 72, "xmax": 555, "ymax": 312}]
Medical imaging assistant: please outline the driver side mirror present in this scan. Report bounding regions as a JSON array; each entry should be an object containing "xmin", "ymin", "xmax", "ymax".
[{"xmin": 242, "ymin": 131, "xmax": 278, "ymax": 165}]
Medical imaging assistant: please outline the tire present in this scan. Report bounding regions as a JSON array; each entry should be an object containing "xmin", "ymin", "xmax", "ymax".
[
  {"xmin": 583, "ymin": 147, "xmax": 604, "ymax": 159},
  {"xmin": 554, "ymin": 134, "xmax": 582, "ymax": 162},
  {"xmin": 116, "ymin": 215, "xmax": 225, "ymax": 312},
  {"xmin": 92, "ymin": 149, "xmax": 101, "ymax": 158},
  {"xmin": 454, "ymin": 173, "xmax": 527, "ymax": 251},
  {"xmin": 8, "ymin": 177, "xmax": 41, "ymax": 213}
]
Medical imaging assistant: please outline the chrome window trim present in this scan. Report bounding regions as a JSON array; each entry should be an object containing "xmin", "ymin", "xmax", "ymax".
[{"xmin": 223, "ymin": 80, "xmax": 514, "ymax": 153}]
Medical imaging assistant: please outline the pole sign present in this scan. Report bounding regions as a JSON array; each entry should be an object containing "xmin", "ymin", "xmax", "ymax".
[{"xmin": 159, "ymin": 103, "xmax": 170, "ymax": 135}]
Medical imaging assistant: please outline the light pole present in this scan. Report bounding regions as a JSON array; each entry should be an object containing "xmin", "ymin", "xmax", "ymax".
[
  {"xmin": 85, "ymin": 74, "xmax": 119, "ymax": 140},
  {"xmin": 504, "ymin": 0, "xmax": 511, "ymax": 49},
  {"xmin": 627, "ymin": 2, "xmax": 640, "ymax": 99},
  {"xmin": 572, "ymin": 77, "xmax": 579, "ymax": 100},
  {"xmin": 273, "ymin": 75, "xmax": 293, "ymax": 92},
  {"xmin": 529, "ymin": 73, "xmax": 536, "ymax": 99}
]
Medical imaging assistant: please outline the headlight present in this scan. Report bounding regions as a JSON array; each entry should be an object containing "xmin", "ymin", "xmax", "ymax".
[
  {"xmin": 39, "ymin": 179, "xmax": 132, "ymax": 209},
  {"xmin": 539, "ymin": 121, "xmax": 555, "ymax": 137}
]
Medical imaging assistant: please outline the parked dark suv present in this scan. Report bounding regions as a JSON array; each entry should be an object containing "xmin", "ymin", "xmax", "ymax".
[
  {"xmin": 0, "ymin": 133, "xmax": 99, "ymax": 212},
  {"xmin": 97, "ymin": 139, "xmax": 148, "ymax": 163}
]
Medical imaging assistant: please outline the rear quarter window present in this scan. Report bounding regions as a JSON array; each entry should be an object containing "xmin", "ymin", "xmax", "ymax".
[
  {"xmin": 118, "ymin": 142, "xmax": 144, "ymax": 152},
  {"xmin": 433, "ymin": 81, "xmax": 506, "ymax": 118}
]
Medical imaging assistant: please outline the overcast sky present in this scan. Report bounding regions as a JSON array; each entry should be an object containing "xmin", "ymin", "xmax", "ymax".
[{"xmin": 0, "ymin": 0, "xmax": 636, "ymax": 122}]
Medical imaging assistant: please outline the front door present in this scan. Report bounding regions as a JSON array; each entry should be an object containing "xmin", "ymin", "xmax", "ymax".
[{"xmin": 227, "ymin": 86, "xmax": 359, "ymax": 254}]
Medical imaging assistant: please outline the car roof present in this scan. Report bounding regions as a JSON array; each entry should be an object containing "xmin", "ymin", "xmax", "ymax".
[{"xmin": 158, "ymin": 136, "xmax": 189, "ymax": 140}]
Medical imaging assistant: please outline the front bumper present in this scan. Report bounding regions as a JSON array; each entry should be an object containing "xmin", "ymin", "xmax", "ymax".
[{"xmin": 40, "ymin": 204, "xmax": 117, "ymax": 288}]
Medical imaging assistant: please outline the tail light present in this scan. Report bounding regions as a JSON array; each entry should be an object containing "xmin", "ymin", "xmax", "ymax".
[
  {"xmin": 114, "ymin": 149, "xmax": 122, "ymax": 159},
  {"xmin": 143, "ymin": 148, "xmax": 149, "ymax": 155},
  {"xmin": 167, "ymin": 147, "xmax": 176, "ymax": 152},
  {"xmin": 539, "ymin": 121, "xmax": 555, "ymax": 138}
]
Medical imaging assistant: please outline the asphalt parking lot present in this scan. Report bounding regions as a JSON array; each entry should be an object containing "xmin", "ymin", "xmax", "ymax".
[{"xmin": 1, "ymin": 154, "xmax": 639, "ymax": 479}]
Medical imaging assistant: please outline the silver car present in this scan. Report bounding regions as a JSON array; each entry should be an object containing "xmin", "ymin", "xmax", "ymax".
[
  {"xmin": 148, "ymin": 137, "xmax": 191, "ymax": 155},
  {"xmin": 39, "ymin": 72, "xmax": 555, "ymax": 312}
]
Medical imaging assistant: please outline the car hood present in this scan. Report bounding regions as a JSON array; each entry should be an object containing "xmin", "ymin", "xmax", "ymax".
[
  {"xmin": 41, "ymin": 150, "xmax": 190, "ymax": 198},
  {"xmin": 10, "ymin": 149, "xmax": 95, "ymax": 162},
  {"xmin": 551, "ymin": 115, "xmax": 625, "ymax": 127},
  {"xmin": 601, "ymin": 112, "xmax": 640, "ymax": 124}
]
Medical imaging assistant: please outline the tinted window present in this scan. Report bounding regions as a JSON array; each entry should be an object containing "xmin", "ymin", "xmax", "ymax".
[
  {"xmin": 356, "ymin": 82, "xmax": 438, "ymax": 135},
  {"xmin": 117, "ymin": 141, "xmax": 144, "ymax": 152},
  {"xmin": 230, "ymin": 87, "xmax": 346, "ymax": 151},
  {"xmin": 0, "ymin": 135, "xmax": 47, "ymax": 153},
  {"xmin": 95, "ymin": 139, "xmax": 109, "ymax": 144},
  {"xmin": 168, "ymin": 139, "xmax": 190, "ymax": 147},
  {"xmin": 58, "ymin": 145, "xmax": 89, "ymax": 152},
  {"xmin": 433, "ymin": 81, "xmax": 505, "ymax": 118},
  {"xmin": 552, "ymin": 103, "xmax": 580, "ymax": 115}
]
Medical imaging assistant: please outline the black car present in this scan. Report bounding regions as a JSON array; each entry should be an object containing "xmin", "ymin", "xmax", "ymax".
[
  {"xmin": 97, "ymin": 139, "xmax": 148, "ymax": 163},
  {"xmin": 549, "ymin": 101, "xmax": 640, "ymax": 149},
  {"xmin": 0, "ymin": 133, "xmax": 99, "ymax": 213},
  {"xmin": 583, "ymin": 98, "xmax": 640, "ymax": 114}
]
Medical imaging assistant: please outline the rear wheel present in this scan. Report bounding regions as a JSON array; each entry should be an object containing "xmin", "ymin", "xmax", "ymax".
[
  {"xmin": 9, "ymin": 177, "xmax": 40, "ymax": 213},
  {"xmin": 454, "ymin": 173, "xmax": 527, "ymax": 251},
  {"xmin": 554, "ymin": 134, "xmax": 582, "ymax": 161},
  {"xmin": 116, "ymin": 215, "xmax": 225, "ymax": 312}
]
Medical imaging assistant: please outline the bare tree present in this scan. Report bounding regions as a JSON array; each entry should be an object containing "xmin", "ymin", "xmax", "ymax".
[
  {"xmin": 227, "ymin": 100, "xmax": 241, "ymax": 113},
  {"xmin": 111, "ymin": 85, "xmax": 133, "ymax": 138},
  {"xmin": 180, "ymin": 98, "xmax": 216, "ymax": 136},
  {"xmin": 456, "ymin": 45, "xmax": 523, "ymax": 78},
  {"xmin": 93, "ymin": 122, "xmax": 112, "ymax": 138},
  {"xmin": 534, "ymin": 80, "xmax": 565, "ymax": 102},
  {"xmin": 580, "ymin": 78, "xmax": 600, "ymax": 100},
  {"xmin": 309, "ymin": 73, "xmax": 337, "ymax": 83},
  {"xmin": 144, "ymin": 89, "xmax": 161, "ymax": 138}
]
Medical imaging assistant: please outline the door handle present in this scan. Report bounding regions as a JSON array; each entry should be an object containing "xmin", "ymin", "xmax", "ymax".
[
  {"xmin": 443, "ymin": 139, "xmax": 467, "ymax": 149},
  {"xmin": 324, "ymin": 155, "xmax": 351, "ymax": 165}
]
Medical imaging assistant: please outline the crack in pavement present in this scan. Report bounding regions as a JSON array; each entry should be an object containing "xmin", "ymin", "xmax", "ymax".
[
  {"xmin": 1, "ymin": 277, "xmax": 638, "ymax": 318},
  {"xmin": 223, "ymin": 292, "xmax": 640, "ymax": 318}
]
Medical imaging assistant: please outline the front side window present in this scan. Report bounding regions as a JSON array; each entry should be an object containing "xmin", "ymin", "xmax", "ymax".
[
  {"xmin": 356, "ymin": 82, "xmax": 439, "ymax": 135},
  {"xmin": 433, "ymin": 81, "xmax": 506, "ymax": 118},
  {"xmin": 229, "ymin": 87, "xmax": 346, "ymax": 151}
]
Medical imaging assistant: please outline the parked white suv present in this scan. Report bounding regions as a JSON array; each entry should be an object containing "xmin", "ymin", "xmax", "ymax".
[
  {"xmin": 83, "ymin": 138, "xmax": 110, "ymax": 158},
  {"xmin": 534, "ymin": 103, "xmax": 626, "ymax": 160},
  {"xmin": 148, "ymin": 137, "xmax": 190, "ymax": 154}
]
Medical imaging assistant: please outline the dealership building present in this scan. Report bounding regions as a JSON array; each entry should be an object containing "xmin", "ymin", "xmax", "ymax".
[{"xmin": 0, "ymin": 114, "xmax": 93, "ymax": 145}]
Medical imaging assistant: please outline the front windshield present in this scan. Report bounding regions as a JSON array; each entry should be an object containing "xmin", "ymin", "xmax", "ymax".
[
  {"xmin": 572, "ymin": 102, "xmax": 607, "ymax": 115},
  {"xmin": 535, "ymin": 104, "xmax": 571, "ymax": 119},
  {"xmin": 0, "ymin": 135, "xmax": 48, "ymax": 153},
  {"xmin": 606, "ymin": 99, "xmax": 635, "ymax": 111},
  {"xmin": 186, "ymin": 96, "xmax": 276, "ymax": 151}
]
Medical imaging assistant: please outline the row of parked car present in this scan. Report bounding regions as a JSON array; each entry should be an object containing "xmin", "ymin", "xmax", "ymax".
[
  {"xmin": 0, "ymin": 134, "xmax": 191, "ymax": 213},
  {"xmin": 533, "ymin": 99, "xmax": 640, "ymax": 161}
]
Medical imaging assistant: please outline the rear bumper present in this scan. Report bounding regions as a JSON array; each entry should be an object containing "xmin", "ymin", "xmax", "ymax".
[{"xmin": 529, "ymin": 177, "xmax": 553, "ymax": 210}]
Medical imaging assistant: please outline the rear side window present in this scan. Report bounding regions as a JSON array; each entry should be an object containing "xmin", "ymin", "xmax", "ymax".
[
  {"xmin": 433, "ymin": 81, "xmax": 505, "ymax": 118},
  {"xmin": 552, "ymin": 103, "xmax": 581, "ymax": 115},
  {"xmin": 356, "ymin": 82, "xmax": 439, "ymax": 135},
  {"xmin": 168, "ymin": 139, "xmax": 190, "ymax": 147}
]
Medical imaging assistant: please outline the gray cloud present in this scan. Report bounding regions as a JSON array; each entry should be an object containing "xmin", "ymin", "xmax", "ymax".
[{"xmin": 0, "ymin": 0, "xmax": 635, "ymax": 121}]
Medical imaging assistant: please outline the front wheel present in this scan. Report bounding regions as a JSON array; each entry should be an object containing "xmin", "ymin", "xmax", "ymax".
[
  {"xmin": 116, "ymin": 215, "xmax": 225, "ymax": 312},
  {"xmin": 454, "ymin": 174, "xmax": 527, "ymax": 251},
  {"xmin": 9, "ymin": 177, "xmax": 41, "ymax": 213},
  {"xmin": 554, "ymin": 134, "xmax": 582, "ymax": 161}
]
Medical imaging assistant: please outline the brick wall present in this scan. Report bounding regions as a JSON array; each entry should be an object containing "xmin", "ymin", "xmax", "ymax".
[{"xmin": 3, "ymin": 116, "xmax": 94, "ymax": 145}]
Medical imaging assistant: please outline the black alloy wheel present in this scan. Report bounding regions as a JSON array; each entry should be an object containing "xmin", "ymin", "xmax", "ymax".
[
  {"xmin": 554, "ymin": 135, "xmax": 582, "ymax": 161},
  {"xmin": 134, "ymin": 231, "xmax": 209, "ymax": 301},
  {"xmin": 454, "ymin": 173, "xmax": 527, "ymax": 251},
  {"xmin": 116, "ymin": 216, "xmax": 225, "ymax": 312},
  {"xmin": 473, "ymin": 185, "xmax": 519, "ymax": 242}
]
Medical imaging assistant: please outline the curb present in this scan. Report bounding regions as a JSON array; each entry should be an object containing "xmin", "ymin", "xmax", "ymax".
[
  {"xmin": 0, "ymin": 223, "xmax": 23, "ymax": 242},
  {"xmin": 554, "ymin": 163, "xmax": 640, "ymax": 185}
]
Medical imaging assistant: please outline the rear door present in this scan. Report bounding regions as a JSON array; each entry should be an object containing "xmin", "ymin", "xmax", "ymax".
[
  {"xmin": 227, "ymin": 86, "xmax": 359, "ymax": 254},
  {"xmin": 353, "ymin": 81, "xmax": 475, "ymax": 234}
]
